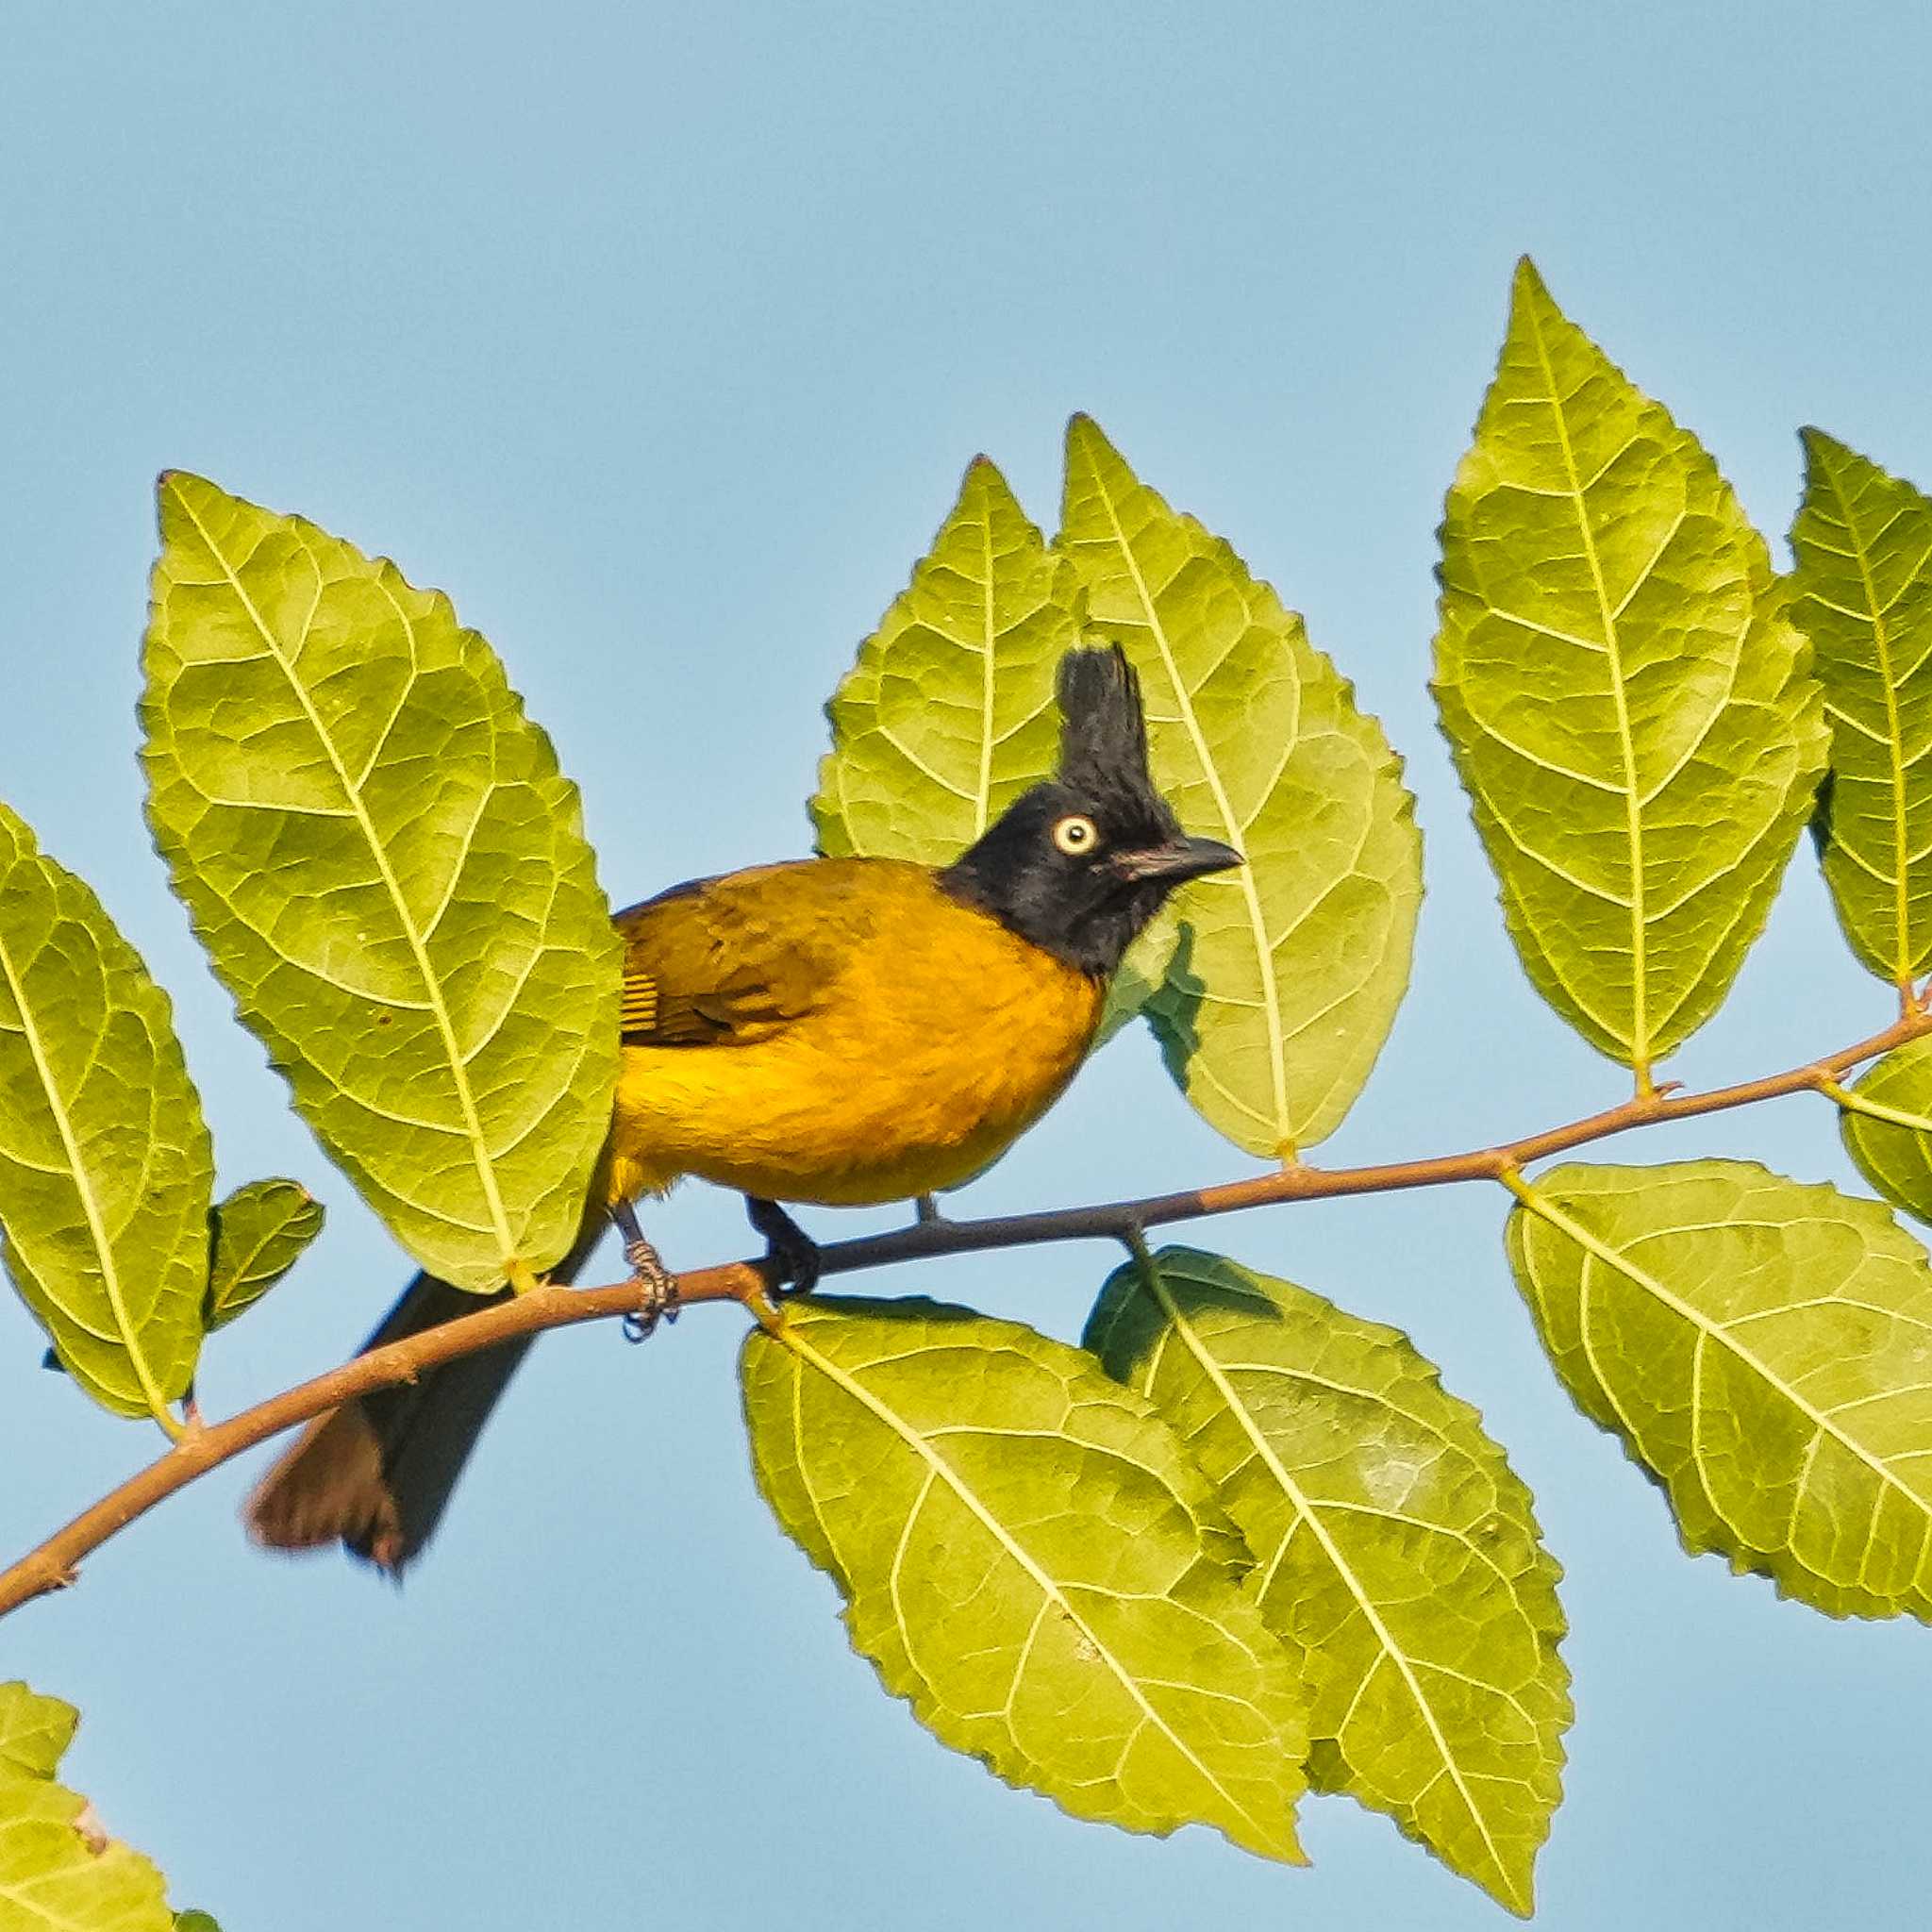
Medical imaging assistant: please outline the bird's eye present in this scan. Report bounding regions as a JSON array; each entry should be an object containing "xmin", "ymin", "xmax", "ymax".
[{"xmin": 1052, "ymin": 813, "xmax": 1100, "ymax": 855}]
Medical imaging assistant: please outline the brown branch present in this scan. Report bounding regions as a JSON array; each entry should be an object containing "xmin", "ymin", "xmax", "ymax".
[{"xmin": 3, "ymin": 1008, "xmax": 1925, "ymax": 1619}]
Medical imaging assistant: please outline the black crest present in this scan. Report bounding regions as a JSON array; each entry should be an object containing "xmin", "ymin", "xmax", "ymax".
[
  {"xmin": 1055, "ymin": 644, "xmax": 1152, "ymax": 802},
  {"xmin": 937, "ymin": 641, "xmax": 1239, "ymax": 975}
]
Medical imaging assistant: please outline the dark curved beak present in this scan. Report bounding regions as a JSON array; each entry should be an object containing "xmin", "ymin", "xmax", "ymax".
[{"xmin": 1114, "ymin": 834, "xmax": 1243, "ymax": 884}]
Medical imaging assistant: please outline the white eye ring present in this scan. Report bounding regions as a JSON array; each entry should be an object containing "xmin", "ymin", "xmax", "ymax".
[{"xmin": 1052, "ymin": 813, "xmax": 1100, "ymax": 855}]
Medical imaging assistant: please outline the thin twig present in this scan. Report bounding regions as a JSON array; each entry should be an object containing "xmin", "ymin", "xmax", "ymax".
[{"xmin": 1, "ymin": 1008, "xmax": 1924, "ymax": 1619}]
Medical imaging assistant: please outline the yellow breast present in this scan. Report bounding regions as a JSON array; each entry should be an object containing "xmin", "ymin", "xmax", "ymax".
[{"xmin": 603, "ymin": 872, "xmax": 1103, "ymax": 1208}]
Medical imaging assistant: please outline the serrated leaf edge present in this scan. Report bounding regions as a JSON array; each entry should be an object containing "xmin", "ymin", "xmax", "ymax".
[
  {"xmin": 0, "ymin": 832, "xmax": 180, "ymax": 1429},
  {"xmin": 1507, "ymin": 1172, "xmax": 1924, "ymax": 1525},
  {"xmin": 812, "ymin": 457, "xmax": 1076, "ymax": 865},
  {"xmin": 768, "ymin": 1310, "xmax": 1290, "ymax": 1855},
  {"xmin": 207, "ymin": 1181, "xmax": 321, "ymax": 1325},
  {"xmin": 1515, "ymin": 283, "xmax": 1656, "ymax": 1074},
  {"xmin": 1797, "ymin": 428, "xmax": 1922, "ymax": 992},
  {"xmin": 162, "ymin": 476, "xmax": 517, "ymax": 1265},
  {"xmin": 1130, "ymin": 1251, "xmax": 1527, "ymax": 1910},
  {"xmin": 1064, "ymin": 418, "xmax": 1292, "ymax": 1142},
  {"xmin": 964, "ymin": 461, "xmax": 1029, "ymax": 840}
]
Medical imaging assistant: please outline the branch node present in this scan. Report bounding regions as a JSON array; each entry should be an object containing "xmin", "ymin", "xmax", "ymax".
[
  {"xmin": 745, "ymin": 1284, "xmax": 791, "ymax": 1334},
  {"xmin": 1495, "ymin": 1164, "xmax": 1537, "ymax": 1207}
]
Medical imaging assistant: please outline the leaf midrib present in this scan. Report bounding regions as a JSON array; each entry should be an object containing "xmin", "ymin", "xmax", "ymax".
[
  {"xmin": 1815, "ymin": 446, "xmax": 1917, "ymax": 987},
  {"xmin": 167, "ymin": 482, "xmax": 517, "ymax": 1265},
  {"xmin": 1080, "ymin": 455, "xmax": 1291, "ymax": 1148},
  {"xmin": 974, "ymin": 483, "xmax": 997, "ymax": 838},
  {"xmin": 0, "ymin": 892, "xmax": 172, "ymax": 1428},
  {"xmin": 1139, "ymin": 1262, "xmax": 1516, "ymax": 1907},
  {"xmin": 780, "ymin": 1319, "xmax": 1280, "ymax": 1848},
  {"xmin": 1525, "ymin": 1189, "xmax": 1932, "ymax": 1529},
  {"xmin": 1524, "ymin": 303, "xmax": 1652, "ymax": 1081},
  {"xmin": 212, "ymin": 1191, "xmax": 311, "ymax": 1308}
]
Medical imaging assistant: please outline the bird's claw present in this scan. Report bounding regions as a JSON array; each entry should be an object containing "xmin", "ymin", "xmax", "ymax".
[
  {"xmin": 613, "ymin": 1210, "xmax": 679, "ymax": 1342},
  {"xmin": 747, "ymin": 1196, "xmax": 822, "ymax": 1300},
  {"xmin": 622, "ymin": 1250, "xmax": 679, "ymax": 1342}
]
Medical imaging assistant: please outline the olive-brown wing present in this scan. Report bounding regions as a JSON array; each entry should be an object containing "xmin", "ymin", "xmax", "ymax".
[{"xmin": 613, "ymin": 860, "xmax": 864, "ymax": 1047}]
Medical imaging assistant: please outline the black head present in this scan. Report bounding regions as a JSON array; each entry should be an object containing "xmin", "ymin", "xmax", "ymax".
[{"xmin": 938, "ymin": 645, "xmax": 1241, "ymax": 975}]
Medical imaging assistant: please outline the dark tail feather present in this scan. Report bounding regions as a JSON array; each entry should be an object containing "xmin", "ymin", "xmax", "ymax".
[{"xmin": 245, "ymin": 1218, "xmax": 609, "ymax": 1574}]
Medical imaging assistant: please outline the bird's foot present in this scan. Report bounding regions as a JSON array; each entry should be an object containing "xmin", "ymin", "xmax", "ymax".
[
  {"xmin": 612, "ymin": 1201, "xmax": 679, "ymax": 1342},
  {"xmin": 914, "ymin": 1193, "xmax": 944, "ymax": 1225},
  {"xmin": 746, "ymin": 1195, "xmax": 822, "ymax": 1299}
]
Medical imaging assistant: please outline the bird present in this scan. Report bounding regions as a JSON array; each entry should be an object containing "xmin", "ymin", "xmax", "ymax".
[{"xmin": 245, "ymin": 643, "xmax": 1241, "ymax": 1573}]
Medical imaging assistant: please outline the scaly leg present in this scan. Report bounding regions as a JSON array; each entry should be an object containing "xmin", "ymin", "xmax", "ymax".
[
  {"xmin": 745, "ymin": 1196, "xmax": 822, "ymax": 1299},
  {"xmin": 612, "ymin": 1199, "xmax": 679, "ymax": 1341}
]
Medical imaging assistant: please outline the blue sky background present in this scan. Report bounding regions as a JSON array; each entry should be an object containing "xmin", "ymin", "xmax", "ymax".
[{"xmin": 5, "ymin": 4, "xmax": 1930, "ymax": 1926}]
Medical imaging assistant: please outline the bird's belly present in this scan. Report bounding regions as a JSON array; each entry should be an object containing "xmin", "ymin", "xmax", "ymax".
[{"xmin": 606, "ymin": 974, "xmax": 1101, "ymax": 1208}]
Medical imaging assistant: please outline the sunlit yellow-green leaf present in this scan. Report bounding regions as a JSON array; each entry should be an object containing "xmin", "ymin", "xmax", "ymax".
[
  {"xmin": 205, "ymin": 1177, "xmax": 324, "ymax": 1330},
  {"xmin": 741, "ymin": 1296, "xmax": 1308, "ymax": 1862},
  {"xmin": 1087, "ymin": 1247, "xmax": 1568, "ymax": 1914},
  {"xmin": 142, "ymin": 474, "xmax": 622, "ymax": 1293},
  {"xmin": 0, "ymin": 1683, "xmax": 173, "ymax": 1932},
  {"xmin": 0, "ymin": 803, "xmax": 210, "ymax": 1424},
  {"xmin": 1790, "ymin": 429, "xmax": 1932, "ymax": 990},
  {"xmin": 1094, "ymin": 907, "xmax": 1182, "ymax": 1049},
  {"xmin": 808, "ymin": 454, "xmax": 1169, "ymax": 1097},
  {"xmin": 1058, "ymin": 416, "xmax": 1421, "ymax": 1156},
  {"xmin": 1433, "ymin": 260, "xmax": 1824, "ymax": 1081},
  {"xmin": 1837, "ymin": 1034, "xmax": 1932, "ymax": 1227},
  {"xmin": 0, "ymin": 1688, "xmax": 75, "ymax": 1785},
  {"xmin": 812, "ymin": 456, "xmax": 1075, "ymax": 865},
  {"xmin": 0, "ymin": 1778, "xmax": 173, "ymax": 1932},
  {"xmin": 1507, "ymin": 1160, "xmax": 1932, "ymax": 1619}
]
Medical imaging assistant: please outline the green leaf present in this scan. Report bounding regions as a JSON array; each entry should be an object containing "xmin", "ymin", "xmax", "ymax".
[
  {"xmin": 1507, "ymin": 1159, "xmax": 1932, "ymax": 1619},
  {"xmin": 1093, "ymin": 908, "xmax": 1182, "ymax": 1048},
  {"xmin": 0, "ymin": 802, "xmax": 210, "ymax": 1424},
  {"xmin": 808, "ymin": 454, "xmax": 1183, "ymax": 1049},
  {"xmin": 1087, "ymin": 1247, "xmax": 1569, "ymax": 1915},
  {"xmin": 205, "ymin": 1178, "xmax": 324, "ymax": 1329},
  {"xmin": 1058, "ymin": 416, "xmax": 1422, "ymax": 1156},
  {"xmin": 812, "ymin": 456, "xmax": 1076, "ymax": 865},
  {"xmin": 0, "ymin": 1688, "xmax": 75, "ymax": 1784},
  {"xmin": 1837, "ymin": 1035, "xmax": 1932, "ymax": 1225},
  {"xmin": 0, "ymin": 1775, "xmax": 173, "ymax": 1932},
  {"xmin": 141, "ymin": 474, "xmax": 622, "ymax": 1293},
  {"xmin": 741, "ymin": 1296, "xmax": 1308, "ymax": 1862},
  {"xmin": 0, "ymin": 1685, "xmax": 173, "ymax": 1932},
  {"xmin": 1790, "ymin": 429, "xmax": 1932, "ymax": 990},
  {"xmin": 174, "ymin": 1914, "xmax": 220, "ymax": 1931},
  {"xmin": 1433, "ymin": 260, "xmax": 1825, "ymax": 1081}
]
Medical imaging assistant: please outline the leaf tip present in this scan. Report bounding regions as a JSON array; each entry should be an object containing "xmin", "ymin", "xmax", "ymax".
[
  {"xmin": 957, "ymin": 451, "xmax": 1021, "ymax": 519},
  {"xmin": 155, "ymin": 469, "xmax": 212, "ymax": 508},
  {"xmin": 1507, "ymin": 256, "xmax": 1568, "ymax": 339},
  {"xmin": 1796, "ymin": 423, "xmax": 1851, "ymax": 476},
  {"xmin": 1064, "ymin": 410, "xmax": 1113, "ymax": 462},
  {"xmin": 154, "ymin": 470, "xmax": 232, "ymax": 545}
]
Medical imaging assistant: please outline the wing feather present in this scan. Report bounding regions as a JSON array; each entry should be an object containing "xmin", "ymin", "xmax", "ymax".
[{"xmin": 613, "ymin": 861, "xmax": 865, "ymax": 1047}]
